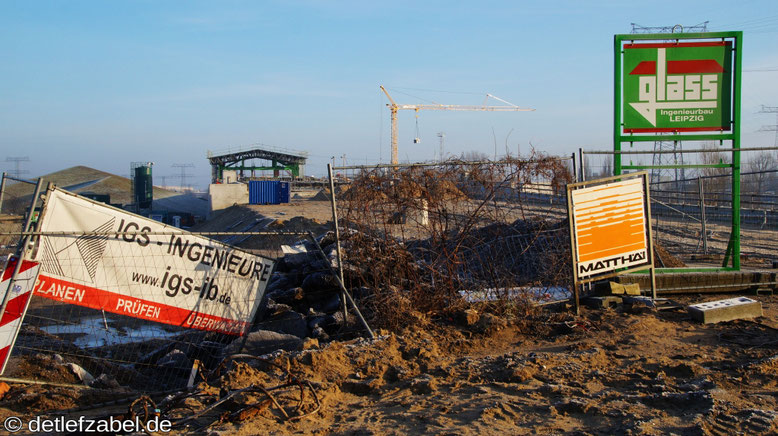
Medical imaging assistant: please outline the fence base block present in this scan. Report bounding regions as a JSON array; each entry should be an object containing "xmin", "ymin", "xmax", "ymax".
[
  {"xmin": 687, "ymin": 297, "xmax": 763, "ymax": 324},
  {"xmin": 584, "ymin": 296, "xmax": 623, "ymax": 309}
]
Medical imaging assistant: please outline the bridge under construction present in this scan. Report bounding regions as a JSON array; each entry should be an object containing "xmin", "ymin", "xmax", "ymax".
[{"xmin": 207, "ymin": 145, "xmax": 308, "ymax": 182}]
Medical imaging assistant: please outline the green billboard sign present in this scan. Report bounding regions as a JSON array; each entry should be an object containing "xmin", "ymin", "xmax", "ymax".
[
  {"xmin": 614, "ymin": 31, "xmax": 742, "ymax": 269},
  {"xmin": 622, "ymin": 41, "xmax": 732, "ymax": 133}
]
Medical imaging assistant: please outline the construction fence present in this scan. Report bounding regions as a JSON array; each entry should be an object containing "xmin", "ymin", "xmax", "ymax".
[
  {"xmin": 650, "ymin": 171, "xmax": 778, "ymax": 265},
  {"xmin": 329, "ymin": 154, "xmax": 576, "ymax": 328},
  {"xmin": 580, "ymin": 146, "xmax": 778, "ymax": 267},
  {"xmin": 0, "ymin": 184, "xmax": 355, "ymax": 395},
  {"xmin": 0, "ymin": 174, "xmax": 36, "ymax": 256}
]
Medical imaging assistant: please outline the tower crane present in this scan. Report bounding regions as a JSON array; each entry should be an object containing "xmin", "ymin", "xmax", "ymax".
[{"xmin": 380, "ymin": 85, "xmax": 534, "ymax": 165}]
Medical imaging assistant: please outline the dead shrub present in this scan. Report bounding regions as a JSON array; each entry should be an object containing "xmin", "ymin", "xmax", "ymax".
[{"xmin": 336, "ymin": 152, "xmax": 574, "ymax": 330}]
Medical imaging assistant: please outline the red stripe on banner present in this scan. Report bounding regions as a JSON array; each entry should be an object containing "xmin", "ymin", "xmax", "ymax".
[
  {"xmin": 624, "ymin": 41, "xmax": 731, "ymax": 49},
  {"xmin": 0, "ymin": 292, "xmax": 33, "ymax": 328},
  {"xmin": 2, "ymin": 258, "xmax": 38, "ymax": 281},
  {"xmin": 667, "ymin": 60, "xmax": 724, "ymax": 74},
  {"xmin": 0, "ymin": 346, "xmax": 9, "ymax": 369},
  {"xmin": 629, "ymin": 61, "xmax": 656, "ymax": 75},
  {"xmin": 624, "ymin": 126, "xmax": 730, "ymax": 133},
  {"xmin": 629, "ymin": 60, "xmax": 725, "ymax": 75},
  {"xmin": 34, "ymin": 275, "xmax": 247, "ymax": 336}
]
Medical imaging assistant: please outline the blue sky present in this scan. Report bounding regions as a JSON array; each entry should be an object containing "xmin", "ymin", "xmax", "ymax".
[{"xmin": 2, "ymin": 1, "xmax": 777, "ymax": 188}]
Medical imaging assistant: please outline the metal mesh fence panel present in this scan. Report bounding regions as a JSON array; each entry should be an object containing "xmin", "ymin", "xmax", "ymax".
[
  {"xmin": 331, "ymin": 155, "xmax": 575, "ymax": 329},
  {"xmin": 0, "ymin": 179, "xmax": 31, "ymax": 260},
  {"xmin": 650, "ymin": 172, "xmax": 778, "ymax": 266},
  {"xmin": 0, "ymin": 217, "xmax": 22, "ymax": 259},
  {"xmin": 581, "ymin": 146, "xmax": 778, "ymax": 268}
]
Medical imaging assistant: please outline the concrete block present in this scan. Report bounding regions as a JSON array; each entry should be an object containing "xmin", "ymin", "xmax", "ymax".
[
  {"xmin": 607, "ymin": 282, "xmax": 640, "ymax": 296},
  {"xmin": 585, "ymin": 296, "xmax": 622, "ymax": 309},
  {"xmin": 687, "ymin": 297, "xmax": 763, "ymax": 324},
  {"xmin": 623, "ymin": 296, "xmax": 656, "ymax": 308},
  {"xmin": 623, "ymin": 283, "xmax": 641, "ymax": 295},
  {"xmin": 624, "ymin": 296, "xmax": 682, "ymax": 311},
  {"xmin": 592, "ymin": 281, "xmax": 614, "ymax": 296},
  {"xmin": 609, "ymin": 282, "xmax": 626, "ymax": 295}
]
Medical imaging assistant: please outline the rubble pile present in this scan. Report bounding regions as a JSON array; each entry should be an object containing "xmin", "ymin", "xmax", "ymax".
[
  {"xmin": 248, "ymin": 233, "xmax": 353, "ymax": 349},
  {"xmin": 252, "ymin": 215, "xmax": 577, "ymax": 337},
  {"xmin": 9, "ymin": 324, "xmax": 231, "ymax": 390}
]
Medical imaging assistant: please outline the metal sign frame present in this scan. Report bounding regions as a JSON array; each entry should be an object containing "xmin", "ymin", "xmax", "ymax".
[{"xmin": 614, "ymin": 31, "xmax": 743, "ymax": 270}]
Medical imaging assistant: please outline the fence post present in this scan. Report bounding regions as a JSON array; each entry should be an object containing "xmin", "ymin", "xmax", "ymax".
[
  {"xmin": 578, "ymin": 148, "xmax": 586, "ymax": 182},
  {"xmin": 0, "ymin": 172, "xmax": 6, "ymax": 214},
  {"xmin": 698, "ymin": 176, "xmax": 708, "ymax": 254},
  {"xmin": 576, "ymin": 149, "xmax": 590, "ymax": 297},
  {"xmin": 327, "ymin": 164, "xmax": 348, "ymax": 323},
  {"xmin": 571, "ymin": 153, "xmax": 578, "ymax": 183},
  {"xmin": 566, "ymin": 183, "xmax": 580, "ymax": 316}
]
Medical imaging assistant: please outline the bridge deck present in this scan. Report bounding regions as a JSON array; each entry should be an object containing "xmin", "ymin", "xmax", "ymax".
[{"xmin": 208, "ymin": 148, "xmax": 307, "ymax": 166}]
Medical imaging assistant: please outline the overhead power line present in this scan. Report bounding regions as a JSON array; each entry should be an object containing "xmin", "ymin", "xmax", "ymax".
[
  {"xmin": 172, "ymin": 163, "xmax": 195, "ymax": 191},
  {"xmin": 759, "ymin": 105, "xmax": 778, "ymax": 147}
]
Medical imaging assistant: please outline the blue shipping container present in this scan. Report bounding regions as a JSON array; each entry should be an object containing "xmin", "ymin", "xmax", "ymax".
[
  {"xmin": 249, "ymin": 181, "xmax": 278, "ymax": 204},
  {"xmin": 248, "ymin": 181, "xmax": 291, "ymax": 205}
]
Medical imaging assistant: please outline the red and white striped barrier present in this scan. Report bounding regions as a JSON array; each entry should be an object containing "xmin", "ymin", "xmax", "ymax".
[{"xmin": 0, "ymin": 257, "xmax": 41, "ymax": 373}]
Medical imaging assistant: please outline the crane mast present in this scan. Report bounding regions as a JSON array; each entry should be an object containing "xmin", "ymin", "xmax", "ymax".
[{"xmin": 380, "ymin": 85, "xmax": 534, "ymax": 165}]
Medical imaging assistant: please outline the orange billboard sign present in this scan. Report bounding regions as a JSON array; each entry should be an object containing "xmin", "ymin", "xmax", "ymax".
[{"xmin": 568, "ymin": 172, "xmax": 652, "ymax": 281}]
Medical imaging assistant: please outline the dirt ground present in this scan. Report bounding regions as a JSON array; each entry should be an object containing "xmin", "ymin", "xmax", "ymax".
[
  {"xmin": 0, "ymin": 294, "xmax": 775, "ymax": 435},
  {"xmin": 184, "ymin": 294, "xmax": 778, "ymax": 435},
  {"xmin": 199, "ymin": 198, "xmax": 335, "ymax": 231}
]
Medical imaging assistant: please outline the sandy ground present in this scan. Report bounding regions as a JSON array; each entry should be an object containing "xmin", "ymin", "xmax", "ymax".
[
  {"xmin": 194, "ymin": 199, "xmax": 334, "ymax": 234},
  {"xmin": 0, "ymin": 294, "xmax": 775, "ymax": 435},
  {"xmin": 243, "ymin": 199, "xmax": 335, "ymax": 225},
  {"xmin": 175, "ymin": 294, "xmax": 777, "ymax": 435}
]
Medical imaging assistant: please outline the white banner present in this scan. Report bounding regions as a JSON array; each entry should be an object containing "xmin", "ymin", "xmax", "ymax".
[{"xmin": 30, "ymin": 188, "xmax": 274, "ymax": 335}]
